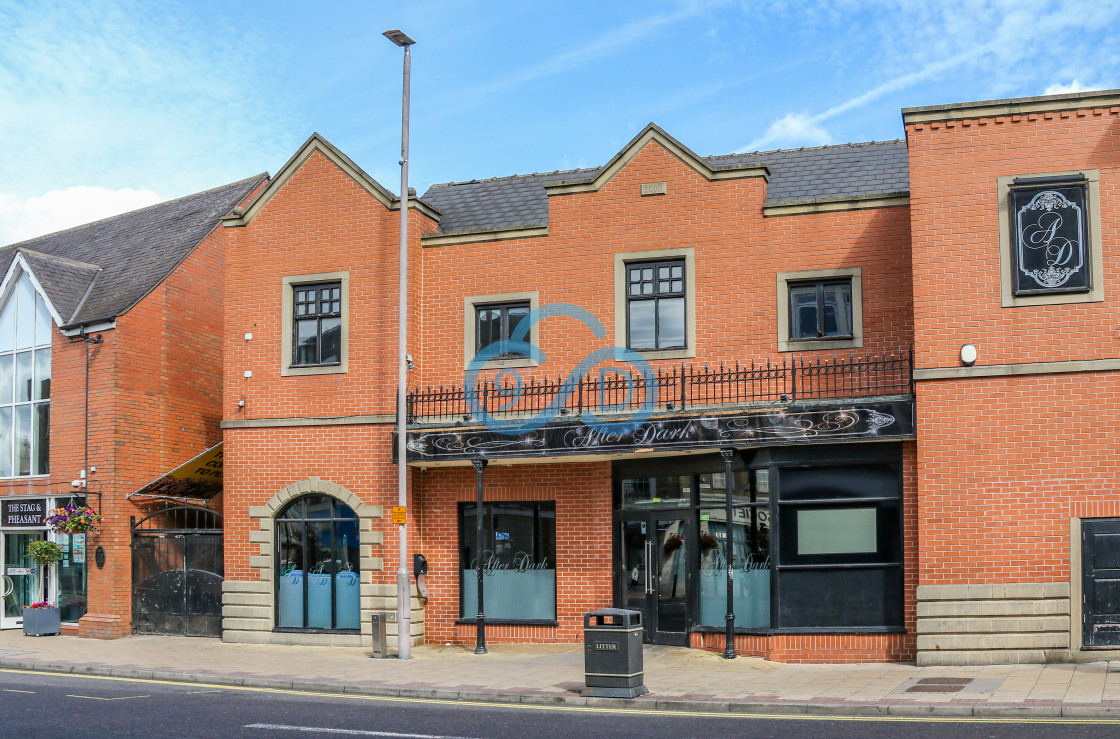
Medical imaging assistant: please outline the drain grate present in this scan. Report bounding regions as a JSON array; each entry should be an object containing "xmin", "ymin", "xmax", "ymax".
[
  {"xmin": 905, "ymin": 677, "xmax": 974, "ymax": 693},
  {"xmin": 917, "ymin": 677, "xmax": 973, "ymax": 685},
  {"xmin": 906, "ymin": 684, "xmax": 964, "ymax": 693}
]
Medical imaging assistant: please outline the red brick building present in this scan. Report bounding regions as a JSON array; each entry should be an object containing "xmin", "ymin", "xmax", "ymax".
[
  {"xmin": 219, "ymin": 125, "xmax": 917, "ymax": 661},
  {"xmin": 0, "ymin": 176, "xmax": 263, "ymax": 638},
  {"xmin": 22, "ymin": 86, "xmax": 1116, "ymax": 667}
]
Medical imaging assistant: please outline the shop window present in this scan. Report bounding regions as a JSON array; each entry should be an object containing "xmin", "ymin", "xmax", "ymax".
[
  {"xmin": 281, "ymin": 272, "xmax": 349, "ymax": 376},
  {"xmin": 0, "ymin": 272, "xmax": 51, "ymax": 477},
  {"xmin": 475, "ymin": 301, "xmax": 530, "ymax": 359},
  {"xmin": 276, "ymin": 495, "xmax": 360, "ymax": 631},
  {"xmin": 698, "ymin": 469, "xmax": 771, "ymax": 629},
  {"xmin": 57, "ymin": 532, "xmax": 88, "ymax": 623},
  {"xmin": 613, "ymin": 248, "xmax": 695, "ymax": 360},
  {"xmin": 776, "ymin": 268, "xmax": 862, "ymax": 352},
  {"xmin": 998, "ymin": 169, "xmax": 1102, "ymax": 307},
  {"xmin": 775, "ymin": 463, "xmax": 902, "ymax": 628},
  {"xmin": 459, "ymin": 501, "xmax": 556, "ymax": 622},
  {"xmin": 625, "ymin": 259, "xmax": 685, "ymax": 350}
]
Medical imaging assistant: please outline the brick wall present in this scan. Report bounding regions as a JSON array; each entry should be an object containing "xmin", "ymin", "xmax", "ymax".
[
  {"xmin": 224, "ymin": 150, "xmax": 436, "ymax": 420},
  {"xmin": 907, "ymin": 107, "xmax": 1120, "ymax": 370},
  {"xmin": 415, "ymin": 462, "xmax": 613, "ymax": 645},
  {"xmin": 916, "ymin": 373, "xmax": 1120, "ymax": 585},
  {"xmin": 72, "ymin": 215, "xmax": 232, "ymax": 637},
  {"xmin": 418, "ymin": 140, "xmax": 914, "ymax": 382}
]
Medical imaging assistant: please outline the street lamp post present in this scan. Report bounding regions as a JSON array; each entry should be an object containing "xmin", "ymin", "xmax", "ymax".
[{"xmin": 384, "ymin": 27, "xmax": 415, "ymax": 661}]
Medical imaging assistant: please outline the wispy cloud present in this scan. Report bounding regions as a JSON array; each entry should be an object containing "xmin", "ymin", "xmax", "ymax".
[
  {"xmin": 447, "ymin": 0, "xmax": 729, "ymax": 105},
  {"xmin": 0, "ymin": 0, "xmax": 288, "ymax": 242},
  {"xmin": 739, "ymin": 0, "xmax": 1120, "ymax": 152}
]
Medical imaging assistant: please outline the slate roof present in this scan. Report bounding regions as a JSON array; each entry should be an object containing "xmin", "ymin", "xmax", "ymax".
[
  {"xmin": 709, "ymin": 140, "xmax": 910, "ymax": 203},
  {"xmin": 420, "ymin": 140, "xmax": 909, "ymax": 234},
  {"xmin": 0, "ymin": 174, "xmax": 266, "ymax": 326}
]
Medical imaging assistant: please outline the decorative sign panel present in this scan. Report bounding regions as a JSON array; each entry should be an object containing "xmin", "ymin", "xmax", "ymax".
[
  {"xmin": 406, "ymin": 401, "xmax": 914, "ymax": 463},
  {"xmin": 1011, "ymin": 184, "xmax": 1090, "ymax": 294},
  {"xmin": 1, "ymin": 498, "xmax": 46, "ymax": 527}
]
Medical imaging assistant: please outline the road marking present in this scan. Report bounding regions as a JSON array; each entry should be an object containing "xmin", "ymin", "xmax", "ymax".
[
  {"xmin": 2, "ymin": 689, "xmax": 33, "ymax": 694},
  {"xmin": 67, "ymin": 694, "xmax": 150, "ymax": 701},
  {"xmin": 1, "ymin": 669, "xmax": 1116, "ymax": 726},
  {"xmin": 246, "ymin": 725, "xmax": 474, "ymax": 738},
  {"xmin": 187, "ymin": 690, "xmax": 224, "ymax": 694}
]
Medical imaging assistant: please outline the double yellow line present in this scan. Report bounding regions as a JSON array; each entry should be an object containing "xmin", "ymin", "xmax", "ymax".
[{"xmin": 1, "ymin": 668, "xmax": 1116, "ymax": 725}]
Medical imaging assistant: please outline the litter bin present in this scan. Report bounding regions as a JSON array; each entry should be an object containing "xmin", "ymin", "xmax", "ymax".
[
  {"xmin": 371, "ymin": 612, "xmax": 388, "ymax": 658},
  {"xmin": 582, "ymin": 608, "xmax": 648, "ymax": 698}
]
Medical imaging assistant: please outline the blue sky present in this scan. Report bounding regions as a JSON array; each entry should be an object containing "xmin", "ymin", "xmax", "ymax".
[{"xmin": 1, "ymin": 0, "xmax": 1118, "ymax": 243}]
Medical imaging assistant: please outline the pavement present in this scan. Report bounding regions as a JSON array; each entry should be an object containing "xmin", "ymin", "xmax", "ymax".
[{"xmin": 2, "ymin": 629, "xmax": 1120, "ymax": 719}]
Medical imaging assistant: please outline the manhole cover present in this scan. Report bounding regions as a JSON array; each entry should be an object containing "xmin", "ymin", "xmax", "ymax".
[
  {"xmin": 906, "ymin": 684, "xmax": 964, "ymax": 693},
  {"xmin": 917, "ymin": 677, "xmax": 973, "ymax": 685}
]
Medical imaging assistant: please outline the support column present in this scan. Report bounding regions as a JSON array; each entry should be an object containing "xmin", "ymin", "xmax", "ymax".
[
  {"xmin": 472, "ymin": 458, "xmax": 488, "ymax": 655},
  {"xmin": 721, "ymin": 448, "xmax": 737, "ymax": 660}
]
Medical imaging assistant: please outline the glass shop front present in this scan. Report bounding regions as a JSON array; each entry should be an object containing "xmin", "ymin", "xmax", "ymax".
[
  {"xmin": 613, "ymin": 443, "xmax": 904, "ymax": 645},
  {"xmin": 1, "ymin": 496, "xmax": 88, "ymax": 629}
]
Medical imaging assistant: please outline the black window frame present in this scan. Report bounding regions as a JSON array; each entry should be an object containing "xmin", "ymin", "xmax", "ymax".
[
  {"xmin": 625, "ymin": 258, "xmax": 687, "ymax": 351},
  {"xmin": 474, "ymin": 301, "xmax": 531, "ymax": 360},
  {"xmin": 1009, "ymin": 175, "xmax": 1092, "ymax": 296},
  {"xmin": 291, "ymin": 281, "xmax": 342, "ymax": 368},
  {"xmin": 612, "ymin": 446, "xmax": 904, "ymax": 636},
  {"xmin": 787, "ymin": 278, "xmax": 853, "ymax": 341}
]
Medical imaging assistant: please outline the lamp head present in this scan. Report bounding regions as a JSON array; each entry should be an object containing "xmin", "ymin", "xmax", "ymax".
[{"xmin": 383, "ymin": 29, "xmax": 415, "ymax": 47}]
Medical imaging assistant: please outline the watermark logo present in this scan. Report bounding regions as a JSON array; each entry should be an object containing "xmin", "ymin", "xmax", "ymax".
[{"xmin": 464, "ymin": 303, "xmax": 657, "ymax": 435}]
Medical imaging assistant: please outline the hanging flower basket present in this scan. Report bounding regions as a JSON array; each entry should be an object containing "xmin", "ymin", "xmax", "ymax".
[
  {"xmin": 664, "ymin": 534, "xmax": 683, "ymax": 554},
  {"xmin": 26, "ymin": 539, "xmax": 63, "ymax": 565},
  {"xmin": 45, "ymin": 505, "xmax": 101, "ymax": 534},
  {"xmin": 698, "ymin": 532, "xmax": 719, "ymax": 551}
]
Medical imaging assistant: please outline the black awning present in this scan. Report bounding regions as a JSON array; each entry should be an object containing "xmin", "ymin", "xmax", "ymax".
[{"xmin": 128, "ymin": 443, "xmax": 223, "ymax": 502}]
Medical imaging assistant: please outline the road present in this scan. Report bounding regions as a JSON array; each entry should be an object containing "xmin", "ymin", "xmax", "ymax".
[{"xmin": 0, "ymin": 669, "xmax": 1116, "ymax": 738}]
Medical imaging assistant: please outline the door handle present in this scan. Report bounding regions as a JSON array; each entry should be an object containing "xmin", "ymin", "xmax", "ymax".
[{"xmin": 645, "ymin": 540, "xmax": 654, "ymax": 595}]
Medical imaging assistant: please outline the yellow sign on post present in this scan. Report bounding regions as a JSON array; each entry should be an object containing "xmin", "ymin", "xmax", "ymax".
[{"xmin": 392, "ymin": 506, "xmax": 407, "ymax": 525}]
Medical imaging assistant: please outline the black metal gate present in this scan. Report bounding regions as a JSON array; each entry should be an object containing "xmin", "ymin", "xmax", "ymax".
[
  {"xmin": 131, "ymin": 506, "xmax": 224, "ymax": 637},
  {"xmin": 1083, "ymin": 518, "xmax": 1120, "ymax": 648}
]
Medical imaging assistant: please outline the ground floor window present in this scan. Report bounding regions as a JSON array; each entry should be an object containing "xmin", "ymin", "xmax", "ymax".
[
  {"xmin": 276, "ymin": 495, "xmax": 360, "ymax": 631},
  {"xmin": 459, "ymin": 501, "xmax": 556, "ymax": 622},
  {"xmin": 615, "ymin": 447, "xmax": 902, "ymax": 638},
  {"xmin": 56, "ymin": 532, "xmax": 87, "ymax": 622}
]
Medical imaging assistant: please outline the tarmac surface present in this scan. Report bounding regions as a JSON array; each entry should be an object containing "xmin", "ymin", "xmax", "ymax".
[{"xmin": 2, "ymin": 630, "xmax": 1120, "ymax": 719}]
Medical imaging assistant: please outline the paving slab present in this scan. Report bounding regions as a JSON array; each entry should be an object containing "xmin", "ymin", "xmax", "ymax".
[{"xmin": 2, "ymin": 630, "xmax": 1120, "ymax": 718}]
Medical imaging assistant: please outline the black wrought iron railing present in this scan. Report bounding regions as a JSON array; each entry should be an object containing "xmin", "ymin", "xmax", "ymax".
[{"xmin": 406, "ymin": 347, "xmax": 912, "ymax": 424}]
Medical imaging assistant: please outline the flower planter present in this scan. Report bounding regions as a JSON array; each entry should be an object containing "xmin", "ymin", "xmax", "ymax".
[{"xmin": 22, "ymin": 607, "xmax": 61, "ymax": 637}]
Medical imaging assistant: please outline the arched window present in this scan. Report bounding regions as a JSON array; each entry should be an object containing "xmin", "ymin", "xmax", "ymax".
[{"xmin": 275, "ymin": 495, "xmax": 360, "ymax": 631}]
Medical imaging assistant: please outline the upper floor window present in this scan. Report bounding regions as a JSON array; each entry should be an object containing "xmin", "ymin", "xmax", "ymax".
[
  {"xmin": 292, "ymin": 282, "xmax": 341, "ymax": 367},
  {"xmin": 281, "ymin": 272, "xmax": 348, "ymax": 377},
  {"xmin": 475, "ymin": 301, "xmax": 529, "ymax": 359},
  {"xmin": 776, "ymin": 268, "xmax": 863, "ymax": 353},
  {"xmin": 1009, "ymin": 176, "xmax": 1091, "ymax": 296},
  {"xmin": 0, "ymin": 273, "xmax": 51, "ymax": 476},
  {"xmin": 626, "ymin": 259, "xmax": 685, "ymax": 350},
  {"xmin": 788, "ymin": 279, "xmax": 853, "ymax": 340}
]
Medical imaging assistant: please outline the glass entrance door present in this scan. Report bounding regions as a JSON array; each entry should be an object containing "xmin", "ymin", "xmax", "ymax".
[
  {"xmin": 2, "ymin": 532, "xmax": 44, "ymax": 629},
  {"xmin": 617, "ymin": 514, "xmax": 690, "ymax": 645}
]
